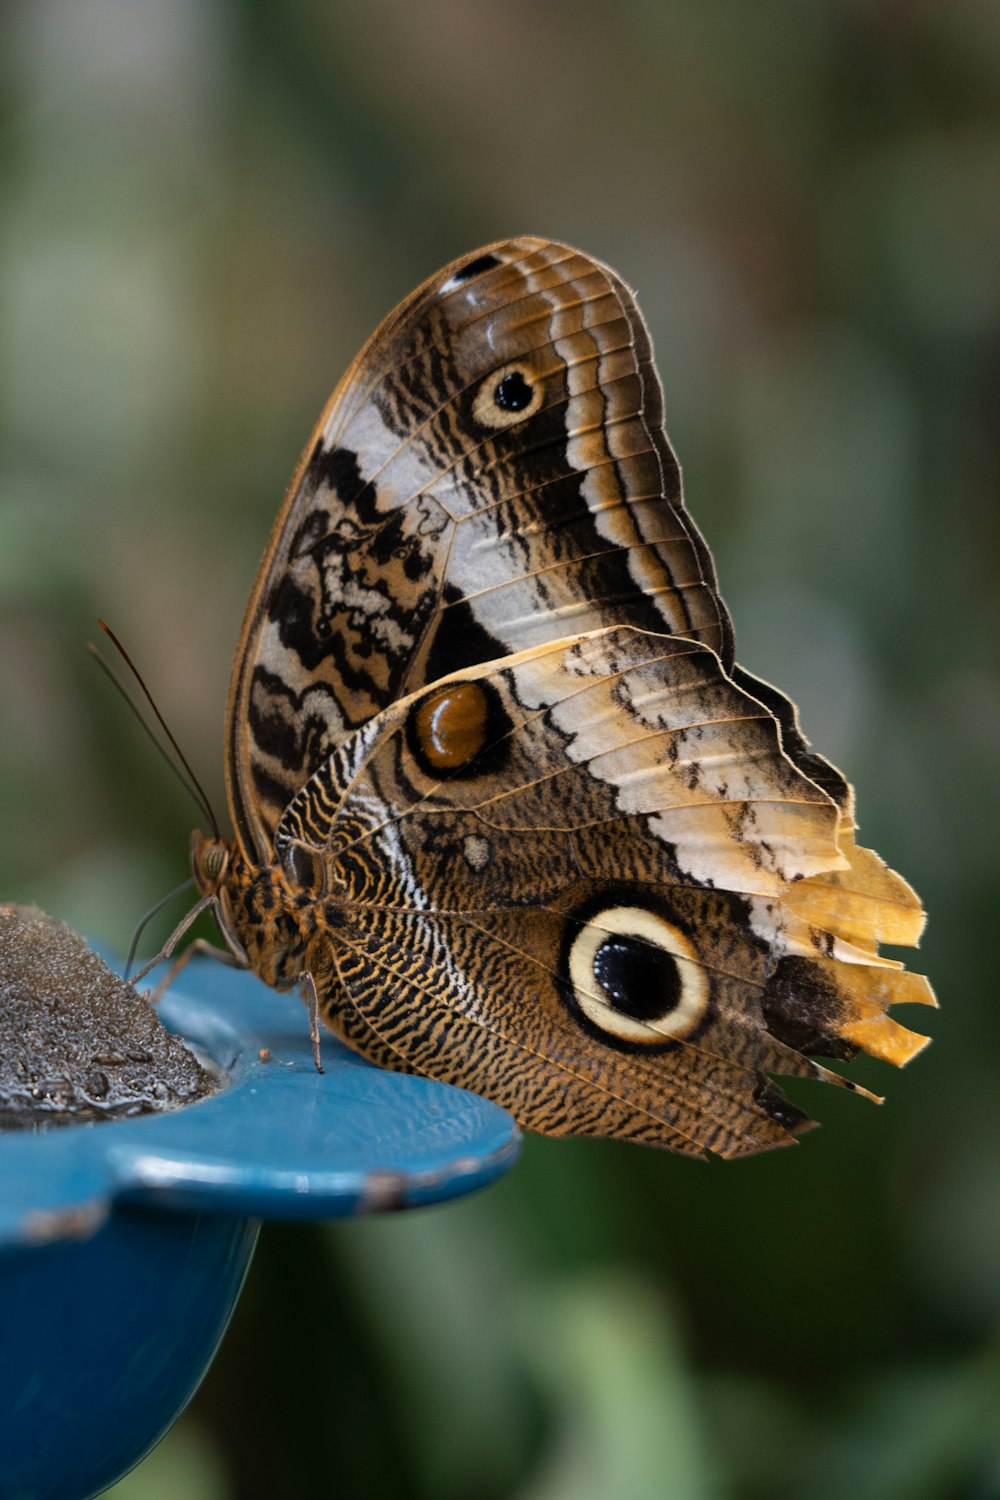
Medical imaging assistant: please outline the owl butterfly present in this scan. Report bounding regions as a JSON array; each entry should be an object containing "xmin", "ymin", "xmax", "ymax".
[{"xmin": 172, "ymin": 238, "xmax": 934, "ymax": 1157}]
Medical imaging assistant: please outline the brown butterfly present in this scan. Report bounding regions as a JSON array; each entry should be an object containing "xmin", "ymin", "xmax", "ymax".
[{"xmin": 160, "ymin": 238, "xmax": 934, "ymax": 1157}]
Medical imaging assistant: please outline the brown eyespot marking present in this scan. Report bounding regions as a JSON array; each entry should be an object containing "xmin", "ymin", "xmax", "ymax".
[
  {"xmin": 406, "ymin": 679, "xmax": 512, "ymax": 780},
  {"xmin": 415, "ymin": 683, "xmax": 489, "ymax": 769},
  {"xmin": 472, "ymin": 361, "xmax": 544, "ymax": 430},
  {"xmin": 563, "ymin": 904, "xmax": 710, "ymax": 1049}
]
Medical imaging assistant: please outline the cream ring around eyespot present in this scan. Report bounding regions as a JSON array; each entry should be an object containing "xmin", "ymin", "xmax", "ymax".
[
  {"xmin": 567, "ymin": 906, "xmax": 709, "ymax": 1044},
  {"xmin": 472, "ymin": 361, "xmax": 544, "ymax": 430}
]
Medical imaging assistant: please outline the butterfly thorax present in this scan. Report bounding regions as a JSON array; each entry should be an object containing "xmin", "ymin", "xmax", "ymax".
[{"xmin": 191, "ymin": 829, "xmax": 316, "ymax": 990}]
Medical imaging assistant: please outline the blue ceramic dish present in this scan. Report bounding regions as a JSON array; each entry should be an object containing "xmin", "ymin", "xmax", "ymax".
[{"xmin": 0, "ymin": 959, "xmax": 520, "ymax": 1500}]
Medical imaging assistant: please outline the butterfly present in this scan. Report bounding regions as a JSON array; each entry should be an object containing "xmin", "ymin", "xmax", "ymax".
[{"xmin": 165, "ymin": 237, "xmax": 934, "ymax": 1157}]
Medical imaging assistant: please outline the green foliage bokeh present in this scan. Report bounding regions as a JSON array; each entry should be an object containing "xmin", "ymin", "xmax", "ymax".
[{"xmin": 2, "ymin": 1, "xmax": 998, "ymax": 1495}]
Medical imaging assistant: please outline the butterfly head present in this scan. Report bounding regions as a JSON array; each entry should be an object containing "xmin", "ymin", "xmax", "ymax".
[{"xmin": 190, "ymin": 829, "xmax": 233, "ymax": 896}]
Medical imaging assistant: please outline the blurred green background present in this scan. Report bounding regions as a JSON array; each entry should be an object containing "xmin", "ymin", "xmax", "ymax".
[{"xmin": 3, "ymin": 1, "xmax": 998, "ymax": 1496}]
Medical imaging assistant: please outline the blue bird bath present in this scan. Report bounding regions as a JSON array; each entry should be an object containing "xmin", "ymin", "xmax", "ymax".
[{"xmin": 0, "ymin": 960, "xmax": 520, "ymax": 1500}]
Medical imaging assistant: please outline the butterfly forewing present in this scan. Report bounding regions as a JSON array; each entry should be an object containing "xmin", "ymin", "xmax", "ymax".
[{"xmin": 226, "ymin": 238, "xmax": 733, "ymax": 860}]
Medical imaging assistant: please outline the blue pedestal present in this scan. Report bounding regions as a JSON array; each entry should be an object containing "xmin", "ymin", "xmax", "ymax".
[{"xmin": 0, "ymin": 960, "xmax": 520, "ymax": 1500}]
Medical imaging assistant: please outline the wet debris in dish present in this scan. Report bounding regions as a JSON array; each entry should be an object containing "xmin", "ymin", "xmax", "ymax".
[{"xmin": 0, "ymin": 903, "xmax": 216, "ymax": 1130}]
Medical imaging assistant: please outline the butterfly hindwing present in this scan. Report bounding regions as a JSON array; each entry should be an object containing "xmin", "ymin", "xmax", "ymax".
[{"xmin": 272, "ymin": 627, "xmax": 932, "ymax": 1157}]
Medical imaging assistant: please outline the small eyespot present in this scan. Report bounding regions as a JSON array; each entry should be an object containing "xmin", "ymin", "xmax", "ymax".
[
  {"xmin": 566, "ymin": 905, "xmax": 709, "ymax": 1045},
  {"xmin": 472, "ymin": 361, "xmax": 543, "ymax": 429}
]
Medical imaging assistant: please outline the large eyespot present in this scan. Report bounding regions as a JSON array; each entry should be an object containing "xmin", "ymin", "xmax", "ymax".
[
  {"xmin": 472, "ymin": 361, "xmax": 544, "ymax": 429},
  {"xmin": 566, "ymin": 905, "xmax": 709, "ymax": 1045},
  {"xmin": 405, "ymin": 678, "xmax": 512, "ymax": 780}
]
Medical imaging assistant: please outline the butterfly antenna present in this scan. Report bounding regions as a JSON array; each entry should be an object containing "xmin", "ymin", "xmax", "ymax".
[
  {"xmin": 93, "ymin": 619, "xmax": 221, "ymax": 839},
  {"xmin": 125, "ymin": 875, "xmax": 196, "ymax": 978},
  {"xmin": 88, "ymin": 645, "xmax": 218, "ymax": 832}
]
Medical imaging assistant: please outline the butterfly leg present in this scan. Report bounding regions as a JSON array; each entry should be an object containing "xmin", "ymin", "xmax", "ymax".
[
  {"xmin": 148, "ymin": 936, "xmax": 249, "ymax": 1005},
  {"xmin": 302, "ymin": 971, "xmax": 325, "ymax": 1074},
  {"xmin": 131, "ymin": 891, "xmax": 250, "ymax": 994}
]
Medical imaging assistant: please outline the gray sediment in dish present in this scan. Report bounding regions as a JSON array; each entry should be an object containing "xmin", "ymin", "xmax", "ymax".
[{"xmin": 0, "ymin": 903, "xmax": 216, "ymax": 1129}]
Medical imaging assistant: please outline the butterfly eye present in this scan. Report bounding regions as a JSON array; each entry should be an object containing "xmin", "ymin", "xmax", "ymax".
[
  {"xmin": 566, "ymin": 905, "xmax": 709, "ymax": 1046},
  {"xmin": 472, "ymin": 362, "xmax": 543, "ymax": 429},
  {"xmin": 192, "ymin": 832, "xmax": 229, "ymax": 889}
]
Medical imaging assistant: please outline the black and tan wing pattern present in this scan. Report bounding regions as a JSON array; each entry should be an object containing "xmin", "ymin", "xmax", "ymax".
[
  {"xmin": 225, "ymin": 238, "xmax": 733, "ymax": 863},
  {"xmin": 273, "ymin": 628, "xmax": 934, "ymax": 1158},
  {"xmin": 193, "ymin": 237, "xmax": 935, "ymax": 1158}
]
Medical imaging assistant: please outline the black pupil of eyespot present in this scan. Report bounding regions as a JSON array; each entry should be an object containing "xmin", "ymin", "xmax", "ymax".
[
  {"xmin": 494, "ymin": 371, "xmax": 533, "ymax": 412},
  {"xmin": 592, "ymin": 934, "xmax": 681, "ymax": 1021}
]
